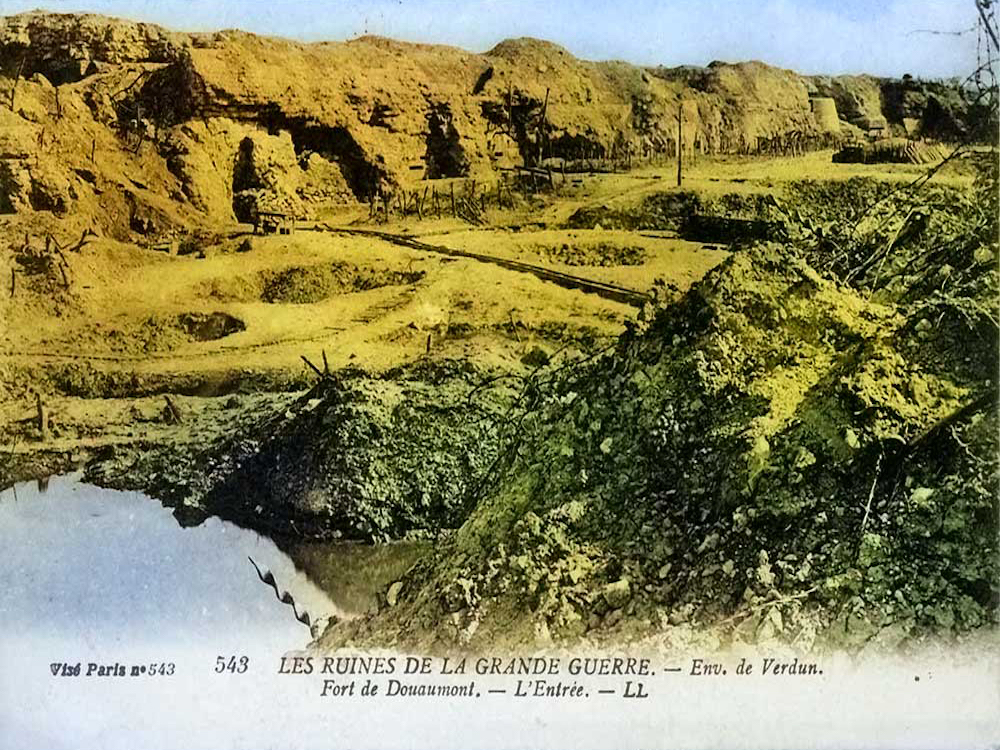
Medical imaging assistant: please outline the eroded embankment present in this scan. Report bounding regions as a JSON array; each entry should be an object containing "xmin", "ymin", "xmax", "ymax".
[{"xmin": 0, "ymin": 11, "xmax": 988, "ymax": 250}]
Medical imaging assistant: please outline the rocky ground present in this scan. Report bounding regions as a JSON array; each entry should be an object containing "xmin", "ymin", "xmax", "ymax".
[{"xmin": 317, "ymin": 160, "xmax": 999, "ymax": 653}]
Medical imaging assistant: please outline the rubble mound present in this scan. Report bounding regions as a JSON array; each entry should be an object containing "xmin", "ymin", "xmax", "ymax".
[
  {"xmin": 259, "ymin": 264, "xmax": 425, "ymax": 304},
  {"xmin": 0, "ymin": 12, "xmax": 183, "ymax": 83},
  {"xmin": 533, "ymin": 241, "xmax": 647, "ymax": 267},
  {"xmin": 204, "ymin": 365, "xmax": 511, "ymax": 541},
  {"xmin": 177, "ymin": 311, "xmax": 245, "ymax": 341},
  {"xmin": 319, "ymin": 178, "xmax": 997, "ymax": 651},
  {"xmin": 833, "ymin": 138, "xmax": 949, "ymax": 164}
]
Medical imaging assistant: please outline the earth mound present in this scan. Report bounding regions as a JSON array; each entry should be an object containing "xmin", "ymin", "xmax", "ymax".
[
  {"xmin": 317, "ymin": 174, "xmax": 998, "ymax": 651},
  {"xmin": 203, "ymin": 364, "xmax": 512, "ymax": 541}
]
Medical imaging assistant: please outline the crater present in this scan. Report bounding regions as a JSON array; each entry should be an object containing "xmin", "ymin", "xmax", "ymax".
[
  {"xmin": 259, "ymin": 263, "xmax": 425, "ymax": 304},
  {"xmin": 176, "ymin": 312, "xmax": 246, "ymax": 341}
]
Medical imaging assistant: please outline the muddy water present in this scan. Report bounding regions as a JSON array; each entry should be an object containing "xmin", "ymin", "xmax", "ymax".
[{"xmin": 0, "ymin": 475, "xmax": 420, "ymax": 653}]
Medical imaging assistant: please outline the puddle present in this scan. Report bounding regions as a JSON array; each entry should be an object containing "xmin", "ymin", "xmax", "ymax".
[{"xmin": 0, "ymin": 475, "xmax": 340, "ymax": 652}]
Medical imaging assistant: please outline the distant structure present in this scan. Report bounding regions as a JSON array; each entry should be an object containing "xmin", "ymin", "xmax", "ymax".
[
  {"xmin": 860, "ymin": 115, "xmax": 889, "ymax": 139},
  {"xmin": 254, "ymin": 210, "xmax": 295, "ymax": 235},
  {"xmin": 902, "ymin": 117, "xmax": 921, "ymax": 137}
]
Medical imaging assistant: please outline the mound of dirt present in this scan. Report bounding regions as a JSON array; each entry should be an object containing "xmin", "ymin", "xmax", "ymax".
[
  {"xmin": 317, "ymin": 180, "xmax": 997, "ymax": 651},
  {"xmin": 0, "ymin": 12, "xmax": 183, "ymax": 82},
  {"xmin": 833, "ymin": 138, "xmax": 949, "ymax": 164},
  {"xmin": 565, "ymin": 191, "xmax": 787, "ymax": 244},
  {"xmin": 26, "ymin": 307, "xmax": 248, "ymax": 358},
  {"xmin": 532, "ymin": 241, "xmax": 646, "ymax": 267},
  {"xmin": 565, "ymin": 191, "xmax": 702, "ymax": 231},
  {"xmin": 203, "ymin": 364, "xmax": 512, "ymax": 541}
]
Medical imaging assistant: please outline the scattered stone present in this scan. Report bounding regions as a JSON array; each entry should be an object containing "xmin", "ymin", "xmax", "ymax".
[{"xmin": 602, "ymin": 578, "xmax": 631, "ymax": 609}]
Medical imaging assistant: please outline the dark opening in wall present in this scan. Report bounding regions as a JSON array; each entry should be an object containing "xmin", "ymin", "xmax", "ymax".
[
  {"xmin": 919, "ymin": 96, "xmax": 963, "ymax": 141},
  {"xmin": 548, "ymin": 131, "xmax": 606, "ymax": 161},
  {"xmin": 472, "ymin": 66, "xmax": 494, "ymax": 95},
  {"xmin": 423, "ymin": 102, "xmax": 469, "ymax": 179},
  {"xmin": 259, "ymin": 110, "xmax": 389, "ymax": 201},
  {"xmin": 0, "ymin": 42, "xmax": 98, "ymax": 85},
  {"xmin": 0, "ymin": 162, "xmax": 17, "ymax": 214},
  {"xmin": 123, "ymin": 52, "xmax": 208, "ymax": 129},
  {"xmin": 231, "ymin": 137, "xmax": 263, "ymax": 223},
  {"xmin": 480, "ymin": 90, "xmax": 546, "ymax": 165},
  {"xmin": 232, "ymin": 138, "xmax": 261, "ymax": 193}
]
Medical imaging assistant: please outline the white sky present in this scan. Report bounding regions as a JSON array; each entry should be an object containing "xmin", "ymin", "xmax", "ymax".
[{"xmin": 0, "ymin": 0, "xmax": 986, "ymax": 77}]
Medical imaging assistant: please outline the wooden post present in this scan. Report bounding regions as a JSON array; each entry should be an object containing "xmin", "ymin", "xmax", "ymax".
[
  {"xmin": 36, "ymin": 394, "xmax": 49, "ymax": 442},
  {"xmin": 676, "ymin": 103, "xmax": 683, "ymax": 188},
  {"xmin": 507, "ymin": 80, "xmax": 513, "ymax": 136},
  {"xmin": 537, "ymin": 87, "xmax": 549, "ymax": 165},
  {"xmin": 8, "ymin": 53, "xmax": 25, "ymax": 111},
  {"xmin": 508, "ymin": 311, "xmax": 522, "ymax": 343},
  {"xmin": 450, "ymin": 182, "xmax": 456, "ymax": 217},
  {"xmin": 163, "ymin": 395, "xmax": 183, "ymax": 424}
]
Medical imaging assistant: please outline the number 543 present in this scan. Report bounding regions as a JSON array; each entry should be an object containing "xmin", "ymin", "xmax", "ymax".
[{"xmin": 215, "ymin": 656, "xmax": 249, "ymax": 674}]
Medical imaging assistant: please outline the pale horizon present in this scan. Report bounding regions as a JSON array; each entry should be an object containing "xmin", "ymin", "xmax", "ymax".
[{"xmin": 0, "ymin": 0, "xmax": 986, "ymax": 79}]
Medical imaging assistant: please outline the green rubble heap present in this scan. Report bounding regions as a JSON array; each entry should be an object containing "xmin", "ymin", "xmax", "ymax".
[
  {"xmin": 205, "ymin": 362, "xmax": 510, "ymax": 541},
  {"xmin": 324, "ymin": 169, "xmax": 998, "ymax": 651}
]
